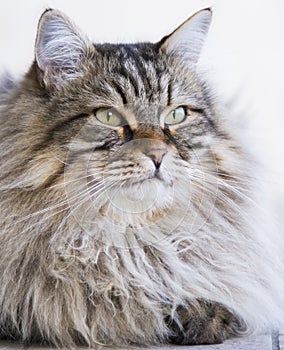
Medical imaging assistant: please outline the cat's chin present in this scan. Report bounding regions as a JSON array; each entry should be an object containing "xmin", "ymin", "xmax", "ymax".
[{"xmin": 103, "ymin": 176, "xmax": 174, "ymax": 217}]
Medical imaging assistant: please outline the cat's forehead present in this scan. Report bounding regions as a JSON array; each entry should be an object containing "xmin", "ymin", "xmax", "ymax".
[
  {"xmin": 80, "ymin": 42, "xmax": 202, "ymax": 108},
  {"xmin": 95, "ymin": 43, "xmax": 160, "ymax": 62},
  {"xmin": 81, "ymin": 42, "xmax": 171, "ymax": 105},
  {"xmin": 92, "ymin": 42, "xmax": 168, "ymax": 76}
]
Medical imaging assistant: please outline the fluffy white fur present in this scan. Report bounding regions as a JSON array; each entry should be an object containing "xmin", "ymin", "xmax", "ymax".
[{"xmin": 60, "ymin": 136, "xmax": 284, "ymax": 336}]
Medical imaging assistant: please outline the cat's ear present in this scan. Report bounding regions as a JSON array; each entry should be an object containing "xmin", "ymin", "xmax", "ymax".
[
  {"xmin": 35, "ymin": 9, "xmax": 93, "ymax": 88},
  {"xmin": 159, "ymin": 8, "xmax": 212, "ymax": 64}
]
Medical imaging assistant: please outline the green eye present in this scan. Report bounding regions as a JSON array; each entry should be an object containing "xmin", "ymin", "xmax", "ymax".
[
  {"xmin": 95, "ymin": 108, "xmax": 124, "ymax": 127},
  {"xmin": 164, "ymin": 106, "xmax": 187, "ymax": 126}
]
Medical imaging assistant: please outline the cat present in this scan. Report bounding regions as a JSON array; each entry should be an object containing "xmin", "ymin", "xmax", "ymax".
[{"xmin": 0, "ymin": 7, "xmax": 283, "ymax": 348}]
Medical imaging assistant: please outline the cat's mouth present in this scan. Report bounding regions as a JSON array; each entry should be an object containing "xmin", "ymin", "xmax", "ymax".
[
  {"xmin": 103, "ymin": 168, "xmax": 175, "ymax": 216},
  {"xmin": 152, "ymin": 169, "xmax": 171, "ymax": 184},
  {"xmin": 128, "ymin": 169, "xmax": 172, "ymax": 187},
  {"xmin": 154, "ymin": 169, "xmax": 162, "ymax": 179}
]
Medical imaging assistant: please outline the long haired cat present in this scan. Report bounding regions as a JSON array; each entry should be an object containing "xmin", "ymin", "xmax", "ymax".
[{"xmin": 0, "ymin": 8, "xmax": 283, "ymax": 347}]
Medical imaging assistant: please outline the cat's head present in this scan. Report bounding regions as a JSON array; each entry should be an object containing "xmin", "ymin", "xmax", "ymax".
[{"xmin": 15, "ymin": 9, "xmax": 244, "ymax": 230}]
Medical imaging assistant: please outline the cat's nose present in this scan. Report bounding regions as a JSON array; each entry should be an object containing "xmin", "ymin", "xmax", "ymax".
[{"xmin": 145, "ymin": 147, "xmax": 167, "ymax": 169}]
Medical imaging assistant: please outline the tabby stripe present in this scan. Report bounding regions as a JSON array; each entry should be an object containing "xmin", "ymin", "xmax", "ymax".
[
  {"xmin": 167, "ymin": 80, "xmax": 172, "ymax": 106},
  {"xmin": 163, "ymin": 127, "xmax": 192, "ymax": 161},
  {"xmin": 112, "ymin": 81, "xmax": 128, "ymax": 105},
  {"xmin": 94, "ymin": 140, "xmax": 115, "ymax": 151},
  {"xmin": 64, "ymin": 140, "xmax": 115, "ymax": 171},
  {"xmin": 127, "ymin": 73, "xmax": 141, "ymax": 98},
  {"xmin": 40, "ymin": 163, "xmax": 65, "ymax": 189},
  {"xmin": 31, "ymin": 113, "xmax": 90, "ymax": 153},
  {"xmin": 68, "ymin": 140, "xmax": 115, "ymax": 157},
  {"xmin": 47, "ymin": 113, "xmax": 89, "ymax": 137},
  {"xmin": 163, "ymin": 126, "xmax": 190, "ymax": 151},
  {"xmin": 118, "ymin": 65, "xmax": 140, "ymax": 98},
  {"xmin": 130, "ymin": 54, "xmax": 153, "ymax": 97}
]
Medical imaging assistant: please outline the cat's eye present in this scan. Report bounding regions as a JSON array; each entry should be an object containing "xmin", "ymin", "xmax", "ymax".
[
  {"xmin": 94, "ymin": 108, "xmax": 124, "ymax": 127},
  {"xmin": 164, "ymin": 106, "xmax": 187, "ymax": 126}
]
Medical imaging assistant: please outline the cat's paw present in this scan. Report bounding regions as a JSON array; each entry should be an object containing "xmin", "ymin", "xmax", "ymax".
[{"xmin": 166, "ymin": 300, "xmax": 246, "ymax": 345}]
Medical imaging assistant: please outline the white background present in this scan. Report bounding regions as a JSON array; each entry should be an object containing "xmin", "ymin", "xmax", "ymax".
[{"xmin": 0, "ymin": 0, "xmax": 283, "ymax": 210}]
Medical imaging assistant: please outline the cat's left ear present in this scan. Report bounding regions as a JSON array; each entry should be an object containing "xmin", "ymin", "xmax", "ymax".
[
  {"xmin": 159, "ymin": 8, "xmax": 212, "ymax": 64},
  {"xmin": 35, "ymin": 9, "xmax": 94, "ymax": 88}
]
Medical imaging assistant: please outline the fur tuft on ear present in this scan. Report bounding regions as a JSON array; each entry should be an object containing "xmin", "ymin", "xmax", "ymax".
[
  {"xmin": 160, "ymin": 8, "xmax": 212, "ymax": 64},
  {"xmin": 35, "ymin": 9, "xmax": 93, "ymax": 87}
]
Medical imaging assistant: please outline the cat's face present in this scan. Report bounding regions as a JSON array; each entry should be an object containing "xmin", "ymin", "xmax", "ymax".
[
  {"xmin": 23, "ymin": 9, "xmax": 238, "ymax": 230},
  {"xmin": 59, "ymin": 45, "xmax": 217, "ymax": 218}
]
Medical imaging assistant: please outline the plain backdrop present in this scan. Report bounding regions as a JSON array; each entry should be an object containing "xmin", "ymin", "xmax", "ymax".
[{"xmin": 0, "ymin": 0, "xmax": 284, "ymax": 210}]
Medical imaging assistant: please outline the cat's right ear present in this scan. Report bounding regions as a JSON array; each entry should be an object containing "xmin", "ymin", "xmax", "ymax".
[
  {"xmin": 35, "ymin": 9, "xmax": 94, "ymax": 89},
  {"xmin": 159, "ymin": 9, "xmax": 212, "ymax": 65}
]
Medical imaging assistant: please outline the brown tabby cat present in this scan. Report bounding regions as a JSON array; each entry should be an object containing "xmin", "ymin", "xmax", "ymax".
[{"xmin": 0, "ymin": 7, "xmax": 283, "ymax": 348}]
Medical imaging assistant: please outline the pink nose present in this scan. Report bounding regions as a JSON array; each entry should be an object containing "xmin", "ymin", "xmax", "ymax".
[{"xmin": 145, "ymin": 148, "xmax": 167, "ymax": 169}]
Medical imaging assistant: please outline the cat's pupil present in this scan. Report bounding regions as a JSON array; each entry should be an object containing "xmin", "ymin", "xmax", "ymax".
[{"xmin": 107, "ymin": 111, "xmax": 112, "ymax": 122}]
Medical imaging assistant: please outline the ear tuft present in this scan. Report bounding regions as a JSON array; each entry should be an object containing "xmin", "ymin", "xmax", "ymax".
[
  {"xmin": 160, "ymin": 8, "xmax": 212, "ymax": 64},
  {"xmin": 35, "ymin": 9, "xmax": 92, "ymax": 87}
]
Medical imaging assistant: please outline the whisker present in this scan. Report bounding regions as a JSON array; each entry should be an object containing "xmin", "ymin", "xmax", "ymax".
[
  {"xmin": 4, "ymin": 172, "xmax": 116, "ymax": 227},
  {"xmin": 184, "ymin": 168, "xmax": 264, "ymax": 222},
  {"xmin": 49, "ymin": 176, "xmax": 121, "ymax": 244}
]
